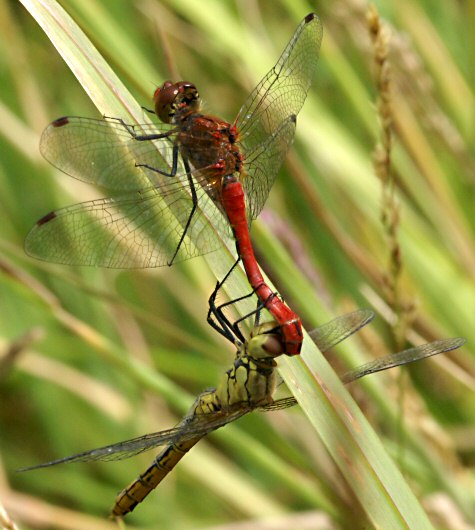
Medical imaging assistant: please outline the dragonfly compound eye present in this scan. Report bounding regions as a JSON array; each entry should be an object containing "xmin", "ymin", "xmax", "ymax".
[
  {"xmin": 154, "ymin": 81, "xmax": 200, "ymax": 123},
  {"xmin": 246, "ymin": 333, "xmax": 284, "ymax": 359}
]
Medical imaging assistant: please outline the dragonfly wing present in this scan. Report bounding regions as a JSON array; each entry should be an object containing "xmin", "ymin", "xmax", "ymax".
[
  {"xmin": 40, "ymin": 117, "xmax": 179, "ymax": 191},
  {"xmin": 17, "ymin": 424, "xmax": 192, "ymax": 470},
  {"xmin": 342, "ymin": 337, "xmax": 466, "ymax": 383},
  {"xmin": 235, "ymin": 14, "xmax": 322, "ymax": 213},
  {"xmin": 258, "ymin": 311, "xmax": 374, "ymax": 411},
  {"xmin": 25, "ymin": 183, "xmax": 232, "ymax": 268},
  {"xmin": 259, "ymin": 397, "xmax": 298, "ymax": 411},
  {"xmin": 260, "ymin": 336, "xmax": 464, "ymax": 410},
  {"xmin": 242, "ymin": 115, "xmax": 296, "ymax": 220},
  {"xmin": 18, "ymin": 405, "xmax": 253, "ymax": 471},
  {"xmin": 236, "ymin": 14, "xmax": 322, "ymax": 144},
  {"xmin": 308, "ymin": 309, "xmax": 375, "ymax": 353}
]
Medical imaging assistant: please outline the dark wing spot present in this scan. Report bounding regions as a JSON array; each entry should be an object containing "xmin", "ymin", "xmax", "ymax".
[
  {"xmin": 51, "ymin": 116, "xmax": 70, "ymax": 128},
  {"xmin": 305, "ymin": 13, "xmax": 317, "ymax": 23},
  {"xmin": 37, "ymin": 211, "xmax": 57, "ymax": 226}
]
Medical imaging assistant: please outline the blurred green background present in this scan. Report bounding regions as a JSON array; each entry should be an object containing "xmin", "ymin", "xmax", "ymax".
[{"xmin": 0, "ymin": 0, "xmax": 474, "ymax": 529}]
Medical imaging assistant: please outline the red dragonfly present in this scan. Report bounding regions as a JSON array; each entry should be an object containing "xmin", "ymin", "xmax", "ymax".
[{"xmin": 26, "ymin": 13, "xmax": 323, "ymax": 356}]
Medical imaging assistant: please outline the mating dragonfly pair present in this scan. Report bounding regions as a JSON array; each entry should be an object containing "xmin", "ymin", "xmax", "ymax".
[
  {"xmin": 20, "ymin": 13, "xmax": 465, "ymax": 518},
  {"xmin": 19, "ymin": 277, "xmax": 464, "ymax": 517}
]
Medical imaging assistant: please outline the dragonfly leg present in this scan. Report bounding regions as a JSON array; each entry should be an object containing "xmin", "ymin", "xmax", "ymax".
[
  {"xmin": 207, "ymin": 259, "xmax": 280, "ymax": 344},
  {"xmin": 214, "ymin": 289, "xmax": 259, "ymax": 343},
  {"xmin": 207, "ymin": 257, "xmax": 243, "ymax": 343},
  {"xmin": 207, "ymin": 259, "xmax": 275, "ymax": 344},
  {"xmin": 231, "ymin": 298, "xmax": 265, "ymax": 338},
  {"xmin": 134, "ymin": 148, "xmax": 200, "ymax": 266},
  {"xmin": 103, "ymin": 115, "xmax": 176, "ymax": 142},
  {"xmin": 135, "ymin": 141, "xmax": 180, "ymax": 178},
  {"xmin": 231, "ymin": 293, "xmax": 282, "ymax": 340},
  {"xmin": 167, "ymin": 156, "xmax": 199, "ymax": 266}
]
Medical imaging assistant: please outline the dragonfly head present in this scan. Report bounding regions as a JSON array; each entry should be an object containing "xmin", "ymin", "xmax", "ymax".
[
  {"xmin": 154, "ymin": 81, "xmax": 200, "ymax": 124},
  {"xmin": 246, "ymin": 321, "xmax": 284, "ymax": 359}
]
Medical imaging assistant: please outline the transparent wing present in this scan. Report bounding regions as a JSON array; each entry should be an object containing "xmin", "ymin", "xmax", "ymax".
[
  {"xmin": 309, "ymin": 312, "xmax": 464, "ymax": 384},
  {"xmin": 341, "ymin": 337, "xmax": 466, "ymax": 384},
  {"xmin": 242, "ymin": 115, "xmax": 296, "ymax": 220},
  {"xmin": 261, "ymin": 336, "xmax": 465, "ymax": 410},
  {"xmin": 40, "ymin": 116, "xmax": 178, "ymax": 191},
  {"xmin": 31, "ymin": 115, "xmax": 239, "ymax": 267},
  {"xmin": 25, "ymin": 183, "xmax": 232, "ymax": 268},
  {"xmin": 259, "ymin": 397, "xmax": 298, "ymax": 412},
  {"xmin": 235, "ymin": 13, "xmax": 322, "ymax": 216},
  {"xmin": 259, "ymin": 310, "xmax": 375, "ymax": 411},
  {"xmin": 308, "ymin": 309, "xmax": 375, "ymax": 353},
  {"xmin": 18, "ymin": 405, "xmax": 251, "ymax": 471}
]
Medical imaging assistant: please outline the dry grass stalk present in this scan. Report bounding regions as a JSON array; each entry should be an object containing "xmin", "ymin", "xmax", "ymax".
[{"xmin": 367, "ymin": 5, "xmax": 414, "ymax": 348}]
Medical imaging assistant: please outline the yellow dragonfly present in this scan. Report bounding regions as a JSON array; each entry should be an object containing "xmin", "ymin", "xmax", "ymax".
[{"xmin": 18, "ymin": 308, "xmax": 464, "ymax": 518}]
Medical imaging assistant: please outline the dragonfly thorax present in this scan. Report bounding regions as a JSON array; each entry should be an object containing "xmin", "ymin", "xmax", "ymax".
[
  {"xmin": 214, "ymin": 346, "xmax": 278, "ymax": 409},
  {"xmin": 176, "ymin": 114, "xmax": 244, "ymax": 199}
]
